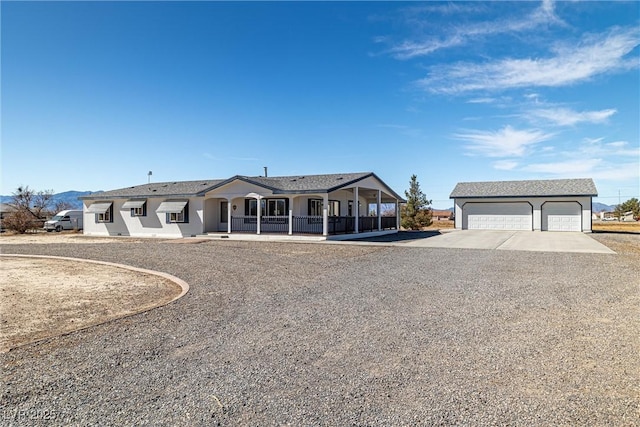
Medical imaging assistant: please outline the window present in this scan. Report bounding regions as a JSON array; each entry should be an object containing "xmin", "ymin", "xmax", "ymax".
[
  {"xmin": 267, "ymin": 199, "xmax": 286, "ymax": 216},
  {"xmin": 158, "ymin": 200, "xmax": 189, "ymax": 224},
  {"xmin": 170, "ymin": 206, "xmax": 187, "ymax": 222},
  {"xmin": 166, "ymin": 203, "xmax": 188, "ymax": 223},
  {"xmin": 246, "ymin": 199, "xmax": 261, "ymax": 216},
  {"xmin": 309, "ymin": 199, "xmax": 340, "ymax": 216},
  {"xmin": 348, "ymin": 201, "xmax": 353, "ymax": 217},
  {"xmin": 89, "ymin": 202, "xmax": 112, "ymax": 223},
  {"xmin": 123, "ymin": 199, "xmax": 147, "ymax": 217},
  {"xmin": 245, "ymin": 198, "xmax": 288, "ymax": 216},
  {"xmin": 309, "ymin": 199, "xmax": 322, "ymax": 216},
  {"xmin": 170, "ymin": 210, "xmax": 184, "ymax": 222},
  {"xmin": 328, "ymin": 200, "xmax": 340, "ymax": 216},
  {"xmin": 97, "ymin": 206, "xmax": 112, "ymax": 223}
]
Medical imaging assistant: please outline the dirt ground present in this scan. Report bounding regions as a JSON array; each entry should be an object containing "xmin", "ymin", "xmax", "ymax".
[
  {"xmin": 0, "ymin": 254, "xmax": 184, "ymax": 352},
  {"xmin": 0, "ymin": 228, "xmax": 635, "ymax": 353}
]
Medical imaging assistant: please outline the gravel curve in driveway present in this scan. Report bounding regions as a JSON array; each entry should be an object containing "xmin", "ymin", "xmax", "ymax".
[{"xmin": 1, "ymin": 239, "xmax": 639, "ymax": 426}]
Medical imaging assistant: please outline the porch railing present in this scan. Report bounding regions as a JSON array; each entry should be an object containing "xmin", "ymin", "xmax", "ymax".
[
  {"xmin": 328, "ymin": 216, "xmax": 355, "ymax": 234},
  {"xmin": 231, "ymin": 216, "xmax": 257, "ymax": 233},
  {"xmin": 230, "ymin": 215, "xmax": 397, "ymax": 235},
  {"xmin": 261, "ymin": 216, "xmax": 288, "ymax": 233},
  {"xmin": 292, "ymin": 216, "xmax": 323, "ymax": 234},
  {"xmin": 381, "ymin": 216, "xmax": 397, "ymax": 230},
  {"xmin": 359, "ymin": 216, "xmax": 377, "ymax": 232}
]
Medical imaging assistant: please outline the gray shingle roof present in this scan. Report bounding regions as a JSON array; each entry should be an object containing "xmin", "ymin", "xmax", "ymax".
[
  {"xmin": 80, "ymin": 180, "xmax": 226, "ymax": 200},
  {"xmin": 450, "ymin": 178, "xmax": 597, "ymax": 198},
  {"xmin": 238, "ymin": 172, "xmax": 374, "ymax": 193},
  {"xmin": 81, "ymin": 172, "xmax": 404, "ymax": 200}
]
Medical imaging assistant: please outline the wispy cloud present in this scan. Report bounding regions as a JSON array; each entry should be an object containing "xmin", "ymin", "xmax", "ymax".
[
  {"xmin": 529, "ymin": 107, "xmax": 617, "ymax": 126},
  {"xmin": 524, "ymin": 158, "xmax": 602, "ymax": 175},
  {"xmin": 386, "ymin": 0, "xmax": 562, "ymax": 59},
  {"xmin": 417, "ymin": 27, "xmax": 639, "ymax": 94},
  {"xmin": 607, "ymin": 141, "xmax": 628, "ymax": 148},
  {"xmin": 523, "ymin": 159, "xmax": 639, "ymax": 181},
  {"xmin": 588, "ymin": 163, "xmax": 640, "ymax": 181},
  {"xmin": 493, "ymin": 160, "xmax": 519, "ymax": 170},
  {"xmin": 467, "ymin": 97, "xmax": 497, "ymax": 104},
  {"xmin": 506, "ymin": 137, "xmax": 639, "ymax": 179},
  {"xmin": 454, "ymin": 125, "xmax": 554, "ymax": 157},
  {"xmin": 580, "ymin": 138, "xmax": 640, "ymax": 157}
]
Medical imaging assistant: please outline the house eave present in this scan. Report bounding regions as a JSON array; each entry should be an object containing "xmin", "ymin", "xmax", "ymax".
[
  {"xmin": 450, "ymin": 194, "xmax": 598, "ymax": 199},
  {"xmin": 80, "ymin": 193, "xmax": 200, "ymax": 201}
]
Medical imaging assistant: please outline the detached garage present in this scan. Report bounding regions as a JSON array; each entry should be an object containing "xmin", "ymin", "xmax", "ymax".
[{"xmin": 450, "ymin": 178, "xmax": 597, "ymax": 232}]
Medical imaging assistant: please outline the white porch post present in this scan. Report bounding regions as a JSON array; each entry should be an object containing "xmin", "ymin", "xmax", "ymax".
[
  {"xmin": 288, "ymin": 196, "xmax": 294, "ymax": 235},
  {"xmin": 256, "ymin": 196, "xmax": 261, "ymax": 235},
  {"xmin": 227, "ymin": 198, "xmax": 232, "ymax": 234},
  {"xmin": 322, "ymin": 194, "xmax": 329, "ymax": 236},
  {"xmin": 377, "ymin": 190, "xmax": 382, "ymax": 231},
  {"xmin": 288, "ymin": 209, "xmax": 293, "ymax": 235},
  {"xmin": 354, "ymin": 186, "xmax": 359, "ymax": 233},
  {"xmin": 396, "ymin": 200, "xmax": 400, "ymax": 230}
]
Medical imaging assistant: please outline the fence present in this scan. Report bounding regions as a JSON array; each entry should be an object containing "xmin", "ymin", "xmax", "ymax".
[{"xmin": 230, "ymin": 215, "xmax": 397, "ymax": 235}]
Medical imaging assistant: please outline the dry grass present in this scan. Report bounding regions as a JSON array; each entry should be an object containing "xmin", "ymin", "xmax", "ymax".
[
  {"xmin": 0, "ymin": 256, "xmax": 184, "ymax": 352},
  {"xmin": 592, "ymin": 220, "xmax": 640, "ymax": 233},
  {"xmin": 425, "ymin": 219, "xmax": 455, "ymax": 229}
]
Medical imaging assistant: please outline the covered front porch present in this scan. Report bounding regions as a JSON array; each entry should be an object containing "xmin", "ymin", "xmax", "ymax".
[{"xmin": 202, "ymin": 179, "xmax": 401, "ymax": 239}]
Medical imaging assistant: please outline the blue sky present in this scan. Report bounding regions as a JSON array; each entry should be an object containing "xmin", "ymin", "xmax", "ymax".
[{"xmin": 2, "ymin": 1, "xmax": 638, "ymax": 208}]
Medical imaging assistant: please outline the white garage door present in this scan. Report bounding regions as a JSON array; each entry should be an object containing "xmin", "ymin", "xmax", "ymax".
[
  {"xmin": 463, "ymin": 203, "xmax": 532, "ymax": 230},
  {"xmin": 543, "ymin": 202, "xmax": 581, "ymax": 232}
]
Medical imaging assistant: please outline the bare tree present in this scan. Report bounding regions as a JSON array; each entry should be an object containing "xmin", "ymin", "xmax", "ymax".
[
  {"xmin": 4, "ymin": 186, "xmax": 53, "ymax": 233},
  {"xmin": 50, "ymin": 200, "xmax": 74, "ymax": 216},
  {"xmin": 32, "ymin": 189, "xmax": 54, "ymax": 219},
  {"xmin": 11, "ymin": 186, "xmax": 33, "ymax": 210}
]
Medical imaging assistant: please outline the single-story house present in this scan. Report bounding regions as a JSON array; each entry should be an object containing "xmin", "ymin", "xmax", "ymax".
[
  {"xmin": 600, "ymin": 211, "xmax": 616, "ymax": 220},
  {"xmin": 80, "ymin": 172, "xmax": 404, "ymax": 239},
  {"xmin": 0, "ymin": 203, "xmax": 15, "ymax": 231},
  {"xmin": 431, "ymin": 209, "xmax": 453, "ymax": 221},
  {"xmin": 450, "ymin": 178, "xmax": 597, "ymax": 232}
]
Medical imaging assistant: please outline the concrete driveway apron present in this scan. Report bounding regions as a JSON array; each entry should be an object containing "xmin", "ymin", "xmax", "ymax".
[{"xmin": 404, "ymin": 230, "xmax": 615, "ymax": 254}]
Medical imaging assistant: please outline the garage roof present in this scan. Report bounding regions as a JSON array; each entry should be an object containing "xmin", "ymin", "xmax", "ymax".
[{"xmin": 450, "ymin": 178, "xmax": 597, "ymax": 198}]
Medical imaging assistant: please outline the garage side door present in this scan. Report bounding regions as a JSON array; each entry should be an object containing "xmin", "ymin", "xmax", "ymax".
[
  {"xmin": 463, "ymin": 203, "xmax": 532, "ymax": 230},
  {"xmin": 542, "ymin": 202, "xmax": 581, "ymax": 232}
]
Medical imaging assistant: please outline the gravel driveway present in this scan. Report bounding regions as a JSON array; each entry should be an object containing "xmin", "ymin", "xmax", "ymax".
[{"xmin": 1, "ymin": 236, "xmax": 639, "ymax": 426}]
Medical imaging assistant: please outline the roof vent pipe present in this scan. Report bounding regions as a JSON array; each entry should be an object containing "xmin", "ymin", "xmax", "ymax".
[{"xmin": 264, "ymin": 166, "xmax": 268, "ymax": 177}]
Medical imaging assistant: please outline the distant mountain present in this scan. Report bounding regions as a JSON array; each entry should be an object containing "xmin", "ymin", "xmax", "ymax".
[
  {"xmin": 0, "ymin": 191, "xmax": 99, "ymax": 210},
  {"xmin": 593, "ymin": 202, "xmax": 614, "ymax": 213}
]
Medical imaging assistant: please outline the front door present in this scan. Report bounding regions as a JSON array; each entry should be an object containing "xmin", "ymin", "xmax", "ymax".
[{"xmin": 220, "ymin": 201, "xmax": 228, "ymax": 231}]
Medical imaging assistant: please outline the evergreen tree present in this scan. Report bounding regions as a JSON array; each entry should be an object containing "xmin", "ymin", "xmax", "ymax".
[{"xmin": 401, "ymin": 174, "xmax": 432, "ymax": 230}]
